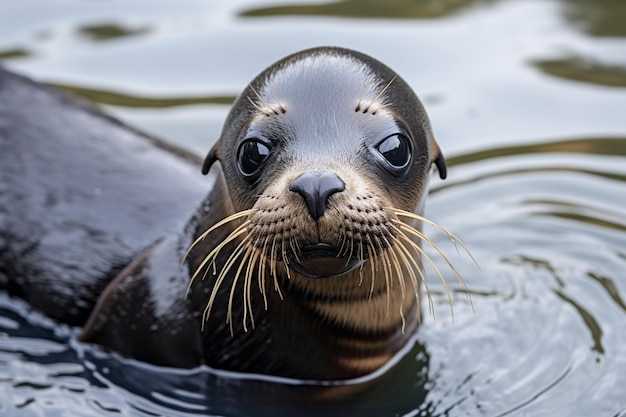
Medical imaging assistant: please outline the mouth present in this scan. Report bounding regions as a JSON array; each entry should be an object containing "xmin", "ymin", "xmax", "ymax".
[{"xmin": 288, "ymin": 243, "xmax": 363, "ymax": 278}]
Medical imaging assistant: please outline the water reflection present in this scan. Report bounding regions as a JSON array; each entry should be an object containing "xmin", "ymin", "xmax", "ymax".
[
  {"xmin": 560, "ymin": 0, "xmax": 626, "ymax": 37},
  {"xmin": 240, "ymin": 0, "xmax": 626, "ymax": 40},
  {"xmin": 78, "ymin": 24, "xmax": 149, "ymax": 41},
  {"xmin": 1, "ymin": 0, "xmax": 626, "ymax": 415},
  {"xmin": 48, "ymin": 83, "xmax": 235, "ymax": 108},
  {"xmin": 420, "ymin": 134, "xmax": 626, "ymax": 415},
  {"xmin": 533, "ymin": 57, "xmax": 626, "ymax": 88},
  {"xmin": 554, "ymin": 289, "xmax": 604, "ymax": 354},
  {"xmin": 240, "ymin": 0, "xmax": 498, "ymax": 19},
  {"xmin": 0, "ymin": 48, "xmax": 30, "ymax": 60}
]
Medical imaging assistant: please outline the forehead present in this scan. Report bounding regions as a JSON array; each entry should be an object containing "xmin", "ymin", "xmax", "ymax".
[
  {"xmin": 249, "ymin": 53, "xmax": 399, "ymax": 154},
  {"xmin": 263, "ymin": 54, "xmax": 379, "ymax": 110}
]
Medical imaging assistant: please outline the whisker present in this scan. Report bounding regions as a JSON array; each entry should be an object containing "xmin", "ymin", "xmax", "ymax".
[
  {"xmin": 249, "ymin": 84, "xmax": 279, "ymax": 115},
  {"xmin": 268, "ymin": 85, "xmax": 287, "ymax": 114},
  {"xmin": 259, "ymin": 236, "xmax": 270, "ymax": 309},
  {"xmin": 185, "ymin": 224, "xmax": 249, "ymax": 298},
  {"xmin": 394, "ymin": 225, "xmax": 454, "ymax": 321},
  {"xmin": 385, "ymin": 240, "xmax": 407, "ymax": 332},
  {"xmin": 363, "ymin": 75, "xmax": 397, "ymax": 113},
  {"xmin": 394, "ymin": 231, "xmax": 434, "ymax": 320},
  {"xmin": 227, "ymin": 243, "xmax": 253, "ymax": 335},
  {"xmin": 366, "ymin": 244, "xmax": 377, "ymax": 300},
  {"xmin": 244, "ymin": 246, "xmax": 260, "ymax": 331},
  {"xmin": 202, "ymin": 235, "xmax": 250, "ymax": 330},
  {"xmin": 280, "ymin": 237, "xmax": 292, "ymax": 281},
  {"xmin": 392, "ymin": 208, "xmax": 477, "ymax": 267},
  {"xmin": 375, "ymin": 236, "xmax": 392, "ymax": 316},
  {"xmin": 289, "ymin": 235, "xmax": 300, "ymax": 264},
  {"xmin": 395, "ymin": 221, "xmax": 469, "ymax": 300},
  {"xmin": 247, "ymin": 95, "xmax": 272, "ymax": 116},
  {"xmin": 354, "ymin": 86, "xmax": 369, "ymax": 112},
  {"xmin": 269, "ymin": 235, "xmax": 283, "ymax": 300},
  {"xmin": 182, "ymin": 209, "xmax": 255, "ymax": 265}
]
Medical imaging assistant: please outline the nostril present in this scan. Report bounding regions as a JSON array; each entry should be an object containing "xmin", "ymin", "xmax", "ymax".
[{"xmin": 289, "ymin": 172, "xmax": 345, "ymax": 220}]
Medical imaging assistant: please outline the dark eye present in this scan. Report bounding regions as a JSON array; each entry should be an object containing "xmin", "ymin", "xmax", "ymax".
[
  {"xmin": 376, "ymin": 134, "xmax": 411, "ymax": 170},
  {"xmin": 237, "ymin": 139, "xmax": 271, "ymax": 179}
]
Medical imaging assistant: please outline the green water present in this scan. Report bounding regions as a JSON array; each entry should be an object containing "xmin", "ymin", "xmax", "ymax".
[{"xmin": 1, "ymin": 0, "xmax": 626, "ymax": 416}]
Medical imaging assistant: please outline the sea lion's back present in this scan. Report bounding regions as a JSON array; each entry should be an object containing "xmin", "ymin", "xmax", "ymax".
[{"xmin": 0, "ymin": 69, "xmax": 209, "ymax": 324}]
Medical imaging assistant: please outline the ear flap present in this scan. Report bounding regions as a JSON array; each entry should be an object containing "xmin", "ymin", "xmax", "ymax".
[
  {"xmin": 434, "ymin": 152, "xmax": 447, "ymax": 180},
  {"xmin": 430, "ymin": 139, "xmax": 447, "ymax": 180},
  {"xmin": 201, "ymin": 142, "xmax": 221, "ymax": 175}
]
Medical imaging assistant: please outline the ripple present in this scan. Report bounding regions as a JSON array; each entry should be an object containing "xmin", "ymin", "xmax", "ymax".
[{"xmin": 419, "ymin": 136, "xmax": 626, "ymax": 416}]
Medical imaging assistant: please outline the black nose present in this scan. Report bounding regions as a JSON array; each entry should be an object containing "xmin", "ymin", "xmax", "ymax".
[{"xmin": 289, "ymin": 172, "xmax": 345, "ymax": 220}]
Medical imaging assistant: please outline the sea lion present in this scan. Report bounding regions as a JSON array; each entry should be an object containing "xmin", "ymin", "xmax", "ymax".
[{"xmin": 0, "ymin": 46, "xmax": 458, "ymax": 382}]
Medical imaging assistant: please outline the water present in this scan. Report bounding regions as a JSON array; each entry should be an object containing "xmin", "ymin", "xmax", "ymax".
[{"xmin": 1, "ymin": 0, "xmax": 626, "ymax": 415}]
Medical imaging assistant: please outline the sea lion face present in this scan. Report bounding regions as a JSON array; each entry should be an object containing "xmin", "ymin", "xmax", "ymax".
[{"xmin": 203, "ymin": 47, "xmax": 446, "ymax": 280}]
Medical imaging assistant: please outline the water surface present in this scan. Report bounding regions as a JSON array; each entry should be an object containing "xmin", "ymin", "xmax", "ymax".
[{"xmin": 1, "ymin": 0, "xmax": 626, "ymax": 416}]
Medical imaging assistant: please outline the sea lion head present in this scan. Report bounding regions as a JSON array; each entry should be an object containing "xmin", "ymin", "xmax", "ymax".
[{"xmin": 200, "ymin": 47, "xmax": 446, "ymax": 282}]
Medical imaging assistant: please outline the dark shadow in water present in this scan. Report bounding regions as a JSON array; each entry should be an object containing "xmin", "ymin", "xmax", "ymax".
[
  {"xmin": 531, "ymin": 202, "xmax": 626, "ymax": 233},
  {"xmin": 534, "ymin": 0, "xmax": 626, "ymax": 87},
  {"xmin": 445, "ymin": 137, "xmax": 626, "ymax": 167},
  {"xmin": 47, "ymin": 83, "xmax": 236, "ymax": 108},
  {"xmin": 587, "ymin": 272, "xmax": 626, "ymax": 314},
  {"xmin": 559, "ymin": 0, "xmax": 626, "ymax": 38},
  {"xmin": 554, "ymin": 290, "xmax": 604, "ymax": 354},
  {"xmin": 434, "ymin": 137, "xmax": 626, "ymax": 197},
  {"xmin": 0, "ymin": 48, "xmax": 31, "ymax": 61},
  {"xmin": 516, "ymin": 197, "xmax": 626, "ymax": 232},
  {"xmin": 500, "ymin": 256, "xmax": 605, "ymax": 358},
  {"xmin": 77, "ymin": 24, "xmax": 150, "ymax": 41},
  {"xmin": 532, "ymin": 56, "xmax": 626, "ymax": 88},
  {"xmin": 240, "ymin": 0, "xmax": 498, "ymax": 19}
]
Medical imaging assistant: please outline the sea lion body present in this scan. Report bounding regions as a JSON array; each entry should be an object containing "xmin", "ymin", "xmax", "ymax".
[
  {"xmin": 0, "ymin": 69, "xmax": 214, "ymax": 366},
  {"xmin": 0, "ymin": 47, "xmax": 447, "ymax": 381}
]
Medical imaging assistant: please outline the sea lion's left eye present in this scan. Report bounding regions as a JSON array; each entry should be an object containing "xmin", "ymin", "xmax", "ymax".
[
  {"xmin": 376, "ymin": 134, "xmax": 411, "ymax": 170},
  {"xmin": 237, "ymin": 139, "xmax": 271, "ymax": 179}
]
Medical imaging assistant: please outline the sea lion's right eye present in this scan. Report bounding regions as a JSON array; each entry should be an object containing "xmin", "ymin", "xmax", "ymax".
[
  {"xmin": 237, "ymin": 138, "xmax": 271, "ymax": 179},
  {"xmin": 374, "ymin": 134, "xmax": 412, "ymax": 176}
]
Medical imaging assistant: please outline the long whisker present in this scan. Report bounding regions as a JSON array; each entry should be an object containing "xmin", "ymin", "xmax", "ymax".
[
  {"xmin": 392, "ymin": 237, "xmax": 431, "ymax": 322},
  {"xmin": 249, "ymin": 84, "xmax": 279, "ymax": 116},
  {"xmin": 363, "ymin": 75, "xmax": 397, "ymax": 113},
  {"xmin": 247, "ymin": 95, "xmax": 272, "ymax": 117},
  {"xmin": 366, "ymin": 244, "xmax": 377, "ymax": 300},
  {"xmin": 243, "ymin": 246, "xmax": 259, "ymax": 331},
  {"xmin": 384, "ymin": 237, "xmax": 407, "ymax": 332},
  {"xmin": 269, "ymin": 235, "xmax": 283, "ymax": 300},
  {"xmin": 392, "ymin": 208, "xmax": 477, "ymax": 266},
  {"xmin": 227, "ymin": 243, "xmax": 253, "ymax": 335},
  {"xmin": 395, "ymin": 221, "xmax": 470, "ymax": 300},
  {"xmin": 390, "ymin": 208, "xmax": 474, "ymax": 308},
  {"xmin": 394, "ymin": 230, "xmax": 435, "ymax": 319},
  {"xmin": 267, "ymin": 85, "xmax": 287, "ymax": 114},
  {"xmin": 394, "ymin": 224, "xmax": 455, "ymax": 320},
  {"xmin": 202, "ymin": 235, "xmax": 250, "ymax": 330},
  {"xmin": 182, "ymin": 209, "xmax": 255, "ymax": 264},
  {"xmin": 376, "ymin": 236, "xmax": 392, "ymax": 316},
  {"xmin": 185, "ymin": 224, "xmax": 249, "ymax": 298},
  {"xmin": 280, "ymin": 236, "xmax": 293, "ymax": 281},
  {"xmin": 259, "ymin": 236, "xmax": 270, "ymax": 309}
]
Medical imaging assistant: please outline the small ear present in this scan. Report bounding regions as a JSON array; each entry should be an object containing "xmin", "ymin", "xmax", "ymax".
[
  {"xmin": 430, "ymin": 139, "xmax": 447, "ymax": 180},
  {"xmin": 201, "ymin": 143, "xmax": 221, "ymax": 175},
  {"xmin": 434, "ymin": 152, "xmax": 447, "ymax": 180}
]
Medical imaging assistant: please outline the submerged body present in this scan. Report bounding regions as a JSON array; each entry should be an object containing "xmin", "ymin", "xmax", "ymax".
[{"xmin": 0, "ymin": 47, "xmax": 449, "ymax": 381}]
